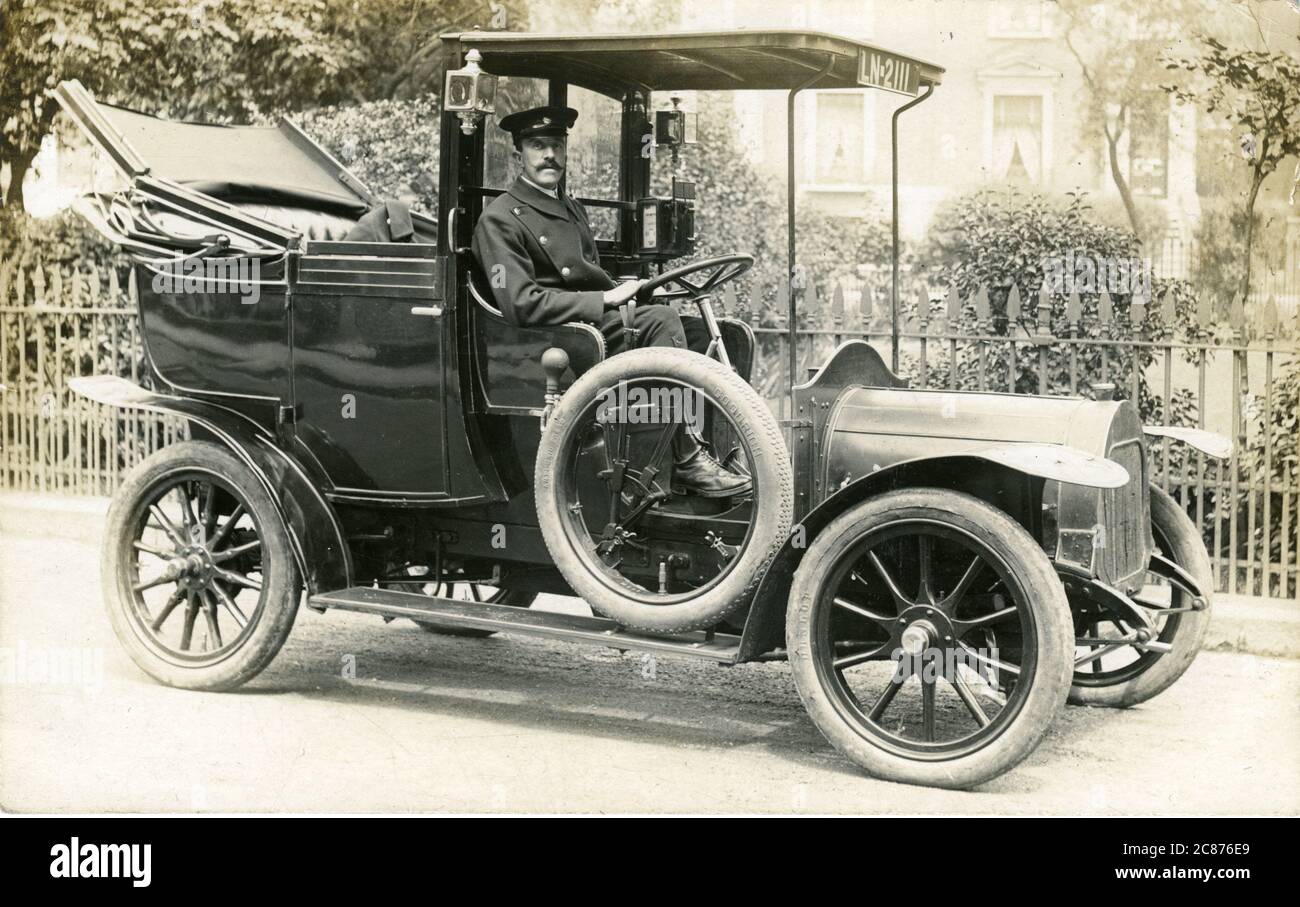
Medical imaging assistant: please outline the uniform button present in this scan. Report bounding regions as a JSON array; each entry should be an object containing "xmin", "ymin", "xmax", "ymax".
[
  {"xmin": 561, "ymin": 267, "xmax": 571, "ymax": 276},
  {"xmin": 512, "ymin": 207, "xmax": 521, "ymax": 215},
  {"xmin": 539, "ymin": 235, "xmax": 548, "ymax": 245}
]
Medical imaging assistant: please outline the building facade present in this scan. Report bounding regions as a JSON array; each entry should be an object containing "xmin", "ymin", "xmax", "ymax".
[{"xmin": 681, "ymin": 0, "xmax": 1201, "ymax": 241}]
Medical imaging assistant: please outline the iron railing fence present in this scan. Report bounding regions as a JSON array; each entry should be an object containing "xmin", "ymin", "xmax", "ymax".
[
  {"xmin": 2, "ymin": 257, "xmax": 1296, "ymax": 599},
  {"xmin": 0, "ymin": 262, "xmax": 187, "ymax": 497}
]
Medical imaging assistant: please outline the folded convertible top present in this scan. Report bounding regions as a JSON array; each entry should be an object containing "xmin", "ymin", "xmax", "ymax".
[
  {"xmin": 94, "ymin": 103, "xmax": 374, "ymax": 215},
  {"xmin": 56, "ymin": 80, "xmax": 376, "ymax": 213},
  {"xmin": 54, "ymin": 80, "xmax": 381, "ymax": 254}
]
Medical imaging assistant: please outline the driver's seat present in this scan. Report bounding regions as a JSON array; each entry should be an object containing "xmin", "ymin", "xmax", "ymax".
[
  {"xmin": 468, "ymin": 267, "xmax": 606, "ymax": 413},
  {"xmin": 467, "ymin": 265, "xmax": 757, "ymax": 413}
]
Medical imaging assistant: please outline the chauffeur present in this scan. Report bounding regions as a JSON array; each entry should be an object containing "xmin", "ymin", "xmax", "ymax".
[{"xmin": 472, "ymin": 105, "xmax": 749, "ymax": 498}]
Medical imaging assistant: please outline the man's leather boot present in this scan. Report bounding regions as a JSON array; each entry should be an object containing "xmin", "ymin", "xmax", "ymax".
[{"xmin": 670, "ymin": 428, "xmax": 752, "ymax": 498}]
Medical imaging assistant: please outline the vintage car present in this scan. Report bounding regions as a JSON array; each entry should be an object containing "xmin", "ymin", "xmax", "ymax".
[{"xmin": 56, "ymin": 30, "xmax": 1229, "ymax": 789}]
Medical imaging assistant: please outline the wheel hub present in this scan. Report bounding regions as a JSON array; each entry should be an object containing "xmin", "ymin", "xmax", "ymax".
[
  {"xmin": 896, "ymin": 605, "xmax": 957, "ymax": 650},
  {"xmin": 173, "ymin": 545, "xmax": 216, "ymax": 589},
  {"xmin": 899, "ymin": 621, "xmax": 935, "ymax": 656}
]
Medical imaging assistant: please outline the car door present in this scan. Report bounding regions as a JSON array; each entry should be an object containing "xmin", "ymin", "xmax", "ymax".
[{"xmin": 291, "ymin": 241, "xmax": 448, "ymax": 498}]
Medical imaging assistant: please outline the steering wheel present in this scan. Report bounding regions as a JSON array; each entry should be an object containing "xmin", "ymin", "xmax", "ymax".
[{"xmin": 637, "ymin": 254, "xmax": 754, "ymax": 303}]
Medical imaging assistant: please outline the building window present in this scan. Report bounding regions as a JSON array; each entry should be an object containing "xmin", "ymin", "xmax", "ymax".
[
  {"xmin": 814, "ymin": 92, "xmax": 867, "ymax": 185},
  {"xmin": 1128, "ymin": 92, "xmax": 1169, "ymax": 198},
  {"xmin": 992, "ymin": 95, "xmax": 1043, "ymax": 183},
  {"xmin": 989, "ymin": 1, "xmax": 1051, "ymax": 38}
]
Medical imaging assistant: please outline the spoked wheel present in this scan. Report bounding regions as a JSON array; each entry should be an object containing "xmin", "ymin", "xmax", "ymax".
[
  {"xmin": 787, "ymin": 489, "xmax": 1073, "ymax": 789},
  {"xmin": 392, "ymin": 567, "xmax": 537, "ymax": 638},
  {"xmin": 102, "ymin": 441, "xmax": 301, "ymax": 691},
  {"xmin": 536, "ymin": 347, "xmax": 792, "ymax": 633},
  {"xmin": 1068, "ymin": 485, "xmax": 1213, "ymax": 707}
]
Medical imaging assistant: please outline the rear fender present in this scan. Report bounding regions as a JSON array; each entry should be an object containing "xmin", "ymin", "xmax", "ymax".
[
  {"xmin": 69, "ymin": 375, "xmax": 350, "ymax": 597},
  {"xmin": 736, "ymin": 451, "xmax": 1093, "ymax": 661}
]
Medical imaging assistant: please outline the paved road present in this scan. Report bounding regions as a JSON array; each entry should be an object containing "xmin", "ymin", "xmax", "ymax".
[{"xmin": 2, "ymin": 531, "xmax": 1297, "ymax": 814}]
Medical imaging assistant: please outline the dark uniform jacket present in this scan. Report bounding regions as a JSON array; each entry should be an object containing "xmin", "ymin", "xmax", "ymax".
[
  {"xmin": 343, "ymin": 200, "xmax": 437, "ymax": 244},
  {"xmin": 471, "ymin": 176, "xmax": 615, "ymax": 326}
]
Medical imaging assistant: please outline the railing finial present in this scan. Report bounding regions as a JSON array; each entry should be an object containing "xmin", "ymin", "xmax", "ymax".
[{"xmin": 974, "ymin": 284, "xmax": 990, "ymax": 328}]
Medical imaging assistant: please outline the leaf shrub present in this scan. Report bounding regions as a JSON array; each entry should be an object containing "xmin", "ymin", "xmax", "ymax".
[
  {"xmin": 291, "ymin": 94, "xmax": 442, "ymax": 216},
  {"xmin": 914, "ymin": 186, "xmax": 1201, "ymax": 421}
]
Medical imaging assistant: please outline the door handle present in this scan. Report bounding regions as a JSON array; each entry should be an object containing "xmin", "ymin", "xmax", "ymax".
[
  {"xmin": 410, "ymin": 305, "xmax": 443, "ymax": 317},
  {"xmin": 447, "ymin": 206, "xmax": 469, "ymax": 255}
]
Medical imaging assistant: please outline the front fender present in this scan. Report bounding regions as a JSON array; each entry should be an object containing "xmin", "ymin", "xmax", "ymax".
[
  {"xmin": 736, "ymin": 453, "xmax": 1059, "ymax": 662},
  {"xmin": 967, "ymin": 442, "xmax": 1129, "ymax": 488},
  {"xmin": 69, "ymin": 375, "xmax": 350, "ymax": 597},
  {"xmin": 1143, "ymin": 426, "xmax": 1232, "ymax": 460}
]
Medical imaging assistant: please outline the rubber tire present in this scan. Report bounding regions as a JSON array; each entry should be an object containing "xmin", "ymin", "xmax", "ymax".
[
  {"xmin": 413, "ymin": 589, "xmax": 538, "ymax": 638},
  {"xmin": 1068, "ymin": 485, "xmax": 1213, "ymax": 708},
  {"xmin": 535, "ymin": 347, "xmax": 792, "ymax": 633},
  {"xmin": 102, "ymin": 441, "xmax": 301, "ymax": 691},
  {"xmin": 786, "ymin": 489, "xmax": 1074, "ymax": 789}
]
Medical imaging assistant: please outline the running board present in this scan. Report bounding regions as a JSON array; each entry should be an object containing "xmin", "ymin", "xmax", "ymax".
[{"xmin": 310, "ymin": 586, "xmax": 741, "ymax": 663}]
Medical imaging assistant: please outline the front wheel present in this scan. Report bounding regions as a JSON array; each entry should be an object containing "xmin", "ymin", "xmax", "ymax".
[
  {"xmin": 102, "ymin": 441, "xmax": 302, "ymax": 691},
  {"xmin": 1068, "ymin": 485, "xmax": 1213, "ymax": 707},
  {"xmin": 786, "ymin": 489, "xmax": 1074, "ymax": 789}
]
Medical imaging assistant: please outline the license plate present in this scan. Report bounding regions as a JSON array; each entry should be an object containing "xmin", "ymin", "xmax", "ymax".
[{"xmin": 857, "ymin": 49, "xmax": 921, "ymax": 97}]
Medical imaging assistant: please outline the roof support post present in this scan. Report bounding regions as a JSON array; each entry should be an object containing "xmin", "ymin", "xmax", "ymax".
[
  {"xmin": 787, "ymin": 54, "xmax": 835, "ymax": 410},
  {"xmin": 890, "ymin": 83, "xmax": 933, "ymax": 373}
]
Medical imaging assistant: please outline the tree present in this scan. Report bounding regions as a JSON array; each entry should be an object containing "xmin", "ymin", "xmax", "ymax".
[
  {"xmin": 1, "ymin": 0, "xmax": 360, "ymax": 209},
  {"xmin": 1165, "ymin": 36, "xmax": 1300, "ymax": 304},
  {"xmin": 325, "ymin": 0, "xmax": 529, "ymax": 102},
  {"xmin": 0, "ymin": 0, "xmax": 541, "ymax": 208},
  {"xmin": 1052, "ymin": 0, "xmax": 1207, "ymax": 242},
  {"xmin": 1164, "ymin": 27, "xmax": 1300, "ymax": 592}
]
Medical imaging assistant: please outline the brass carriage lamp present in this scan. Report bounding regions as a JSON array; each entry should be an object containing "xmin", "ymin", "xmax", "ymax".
[
  {"xmin": 444, "ymin": 49, "xmax": 497, "ymax": 135},
  {"xmin": 655, "ymin": 96, "xmax": 697, "ymax": 168}
]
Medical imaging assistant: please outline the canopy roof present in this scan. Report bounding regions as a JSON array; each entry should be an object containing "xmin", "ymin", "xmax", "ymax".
[{"xmin": 441, "ymin": 30, "xmax": 944, "ymax": 96}]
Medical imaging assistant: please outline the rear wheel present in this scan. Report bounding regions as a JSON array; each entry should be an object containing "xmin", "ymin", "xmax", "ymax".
[
  {"xmin": 102, "ymin": 441, "xmax": 301, "ymax": 691},
  {"xmin": 786, "ymin": 489, "xmax": 1073, "ymax": 789},
  {"xmin": 1068, "ymin": 485, "xmax": 1212, "ymax": 707}
]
